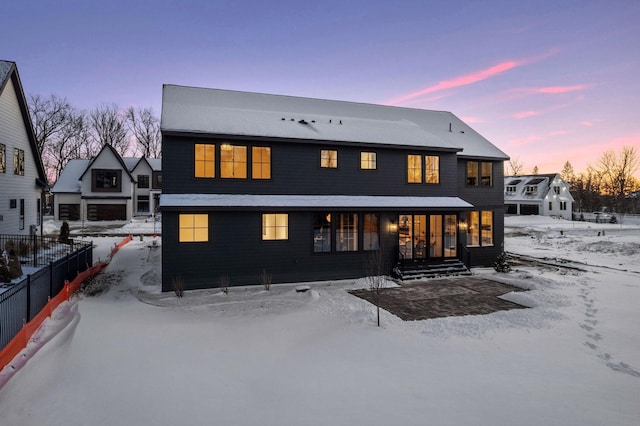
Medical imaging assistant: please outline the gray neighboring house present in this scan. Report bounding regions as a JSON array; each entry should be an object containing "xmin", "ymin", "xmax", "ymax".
[
  {"xmin": 50, "ymin": 144, "xmax": 161, "ymax": 221},
  {"xmin": 504, "ymin": 173, "xmax": 574, "ymax": 219},
  {"xmin": 0, "ymin": 60, "xmax": 47, "ymax": 235},
  {"xmin": 160, "ymin": 85, "xmax": 510, "ymax": 291}
]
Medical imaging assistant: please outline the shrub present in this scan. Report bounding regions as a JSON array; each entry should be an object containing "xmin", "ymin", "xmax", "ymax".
[
  {"xmin": 493, "ymin": 251, "xmax": 511, "ymax": 273},
  {"xmin": 59, "ymin": 221, "xmax": 71, "ymax": 243},
  {"xmin": 172, "ymin": 275, "xmax": 185, "ymax": 298},
  {"xmin": 219, "ymin": 274, "xmax": 230, "ymax": 294},
  {"xmin": 260, "ymin": 268, "xmax": 272, "ymax": 291}
]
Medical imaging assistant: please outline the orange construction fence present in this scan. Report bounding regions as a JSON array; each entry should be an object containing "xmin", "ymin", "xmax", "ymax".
[{"xmin": 0, "ymin": 235, "xmax": 132, "ymax": 373}]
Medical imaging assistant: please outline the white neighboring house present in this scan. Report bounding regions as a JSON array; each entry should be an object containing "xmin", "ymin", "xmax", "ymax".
[
  {"xmin": 504, "ymin": 173, "xmax": 574, "ymax": 220},
  {"xmin": 0, "ymin": 60, "xmax": 47, "ymax": 235},
  {"xmin": 50, "ymin": 144, "xmax": 161, "ymax": 221}
]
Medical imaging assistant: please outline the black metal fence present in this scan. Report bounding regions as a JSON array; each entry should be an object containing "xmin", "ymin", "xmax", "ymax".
[
  {"xmin": 0, "ymin": 239, "xmax": 93, "ymax": 351},
  {"xmin": 0, "ymin": 234, "xmax": 87, "ymax": 268}
]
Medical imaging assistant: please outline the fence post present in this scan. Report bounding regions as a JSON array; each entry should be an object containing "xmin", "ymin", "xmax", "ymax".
[
  {"xmin": 32, "ymin": 233, "xmax": 37, "ymax": 267},
  {"xmin": 49, "ymin": 261, "xmax": 54, "ymax": 298},
  {"xmin": 26, "ymin": 274, "xmax": 31, "ymax": 322}
]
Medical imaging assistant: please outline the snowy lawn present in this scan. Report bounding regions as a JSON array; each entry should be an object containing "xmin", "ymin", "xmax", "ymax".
[{"xmin": 0, "ymin": 217, "xmax": 639, "ymax": 425}]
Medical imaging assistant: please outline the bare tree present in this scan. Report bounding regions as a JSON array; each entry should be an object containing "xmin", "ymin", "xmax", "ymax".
[
  {"xmin": 48, "ymin": 110, "xmax": 93, "ymax": 179},
  {"xmin": 89, "ymin": 104, "xmax": 130, "ymax": 156},
  {"xmin": 365, "ymin": 247, "xmax": 390, "ymax": 327},
  {"xmin": 126, "ymin": 106, "xmax": 161, "ymax": 158},
  {"xmin": 27, "ymin": 94, "xmax": 73, "ymax": 154},
  {"xmin": 507, "ymin": 157, "xmax": 524, "ymax": 176},
  {"xmin": 596, "ymin": 146, "xmax": 639, "ymax": 212},
  {"xmin": 531, "ymin": 165, "xmax": 539, "ymax": 175}
]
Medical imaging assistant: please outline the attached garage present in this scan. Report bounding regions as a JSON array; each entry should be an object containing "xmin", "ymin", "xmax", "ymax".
[
  {"xmin": 58, "ymin": 204, "xmax": 80, "ymax": 221},
  {"xmin": 519, "ymin": 204, "xmax": 540, "ymax": 215},
  {"xmin": 87, "ymin": 204, "xmax": 127, "ymax": 221}
]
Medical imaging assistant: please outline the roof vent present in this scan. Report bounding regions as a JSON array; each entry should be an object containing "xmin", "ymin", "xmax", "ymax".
[{"xmin": 299, "ymin": 119, "xmax": 308, "ymax": 125}]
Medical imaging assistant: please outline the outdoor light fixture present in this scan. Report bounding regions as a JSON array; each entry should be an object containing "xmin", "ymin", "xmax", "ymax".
[{"xmin": 388, "ymin": 220, "xmax": 398, "ymax": 233}]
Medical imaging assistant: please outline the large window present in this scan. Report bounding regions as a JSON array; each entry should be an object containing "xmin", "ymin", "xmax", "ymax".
[
  {"xmin": 195, "ymin": 143, "xmax": 215, "ymax": 178},
  {"xmin": 321, "ymin": 149, "xmax": 338, "ymax": 168},
  {"xmin": 0, "ymin": 143, "xmax": 5, "ymax": 173},
  {"xmin": 313, "ymin": 213, "xmax": 331, "ymax": 252},
  {"xmin": 137, "ymin": 195, "xmax": 150, "ymax": 213},
  {"xmin": 360, "ymin": 152, "xmax": 377, "ymax": 170},
  {"xmin": 14, "ymin": 148, "xmax": 24, "ymax": 176},
  {"xmin": 92, "ymin": 169, "xmax": 121, "ymax": 192},
  {"xmin": 467, "ymin": 161, "xmax": 493, "ymax": 186},
  {"xmin": 337, "ymin": 213, "xmax": 358, "ymax": 252},
  {"xmin": 179, "ymin": 214, "xmax": 208, "ymax": 242},
  {"xmin": 153, "ymin": 172, "xmax": 162, "ymax": 189},
  {"xmin": 407, "ymin": 154, "xmax": 422, "ymax": 183},
  {"xmin": 363, "ymin": 213, "xmax": 379, "ymax": 250},
  {"xmin": 138, "ymin": 175, "xmax": 149, "ymax": 188},
  {"xmin": 262, "ymin": 213, "xmax": 288, "ymax": 240},
  {"xmin": 221, "ymin": 144, "xmax": 247, "ymax": 178},
  {"xmin": 466, "ymin": 211, "xmax": 493, "ymax": 246},
  {"xmin": 425, "ymin": 155, "xmax": 440, "ymax": 184}
]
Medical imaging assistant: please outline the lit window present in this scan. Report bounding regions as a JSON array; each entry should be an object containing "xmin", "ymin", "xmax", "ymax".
[
  {"xmin": 363, "ymin": 213, "xmax": 379, "ymax": 250},
  {"xmin": 14, "ymin": 148, "xmax": 24, "ymax": 176},
  {"xmin": 481, "ymin": 162, "xmax": 492, "ymax": 186},
  {"xmin": 425, "ymin": 155, "xmax": 440, "ymax": 184},
  {"xmin": 0, "ymin": 143, "xmax": 5, "ymax": 173},
  {"xmin": 466, "ymin": 211, "xmax": 480, "ymax": 246},
  {"xmin": 313, "ymin": 213, "xmax": 331, "ymax": 252},
  {"xmin": 195, "ymin": 144, "xmax": 215, "ymax": 178},
  {"xmin": 252, "ymin": 146, "xmax": 271, "ymax": 179},
  {"xmin": 321, "ymin": 149, "xmax": 337, "ymax": 168},
  {"xmin": 220, "ymin": 144, "xmax": 247, "ymax": 178},
  {"xmin": 407, "ymin": 154, "xmax": 422, "ymax": 183},
  {"xmin": 466, "ymin": 161, "xmax": 478, "ymax": 186},
  {"xmin": 337, "ymin": 213, "xmax": 358, "ymax": 251},
  {"xmin": 481, "ymin": 211, "xmax": 493, "ymax": 246},
  {"xmin": 179, "ymin": 214, "xmax": 209, "ymax": 242},
  {"xmin": 360, "ymin": 152, "xmax": 377, "ymax": 170},
  {"xmin": 262, "ymin": 214, "xmax": 288, "ymax": 240}
]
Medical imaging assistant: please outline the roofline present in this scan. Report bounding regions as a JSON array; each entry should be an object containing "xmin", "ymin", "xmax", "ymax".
[{"xmin": 78, "ymin": 144, "xmax": 137, "ymax": 182}]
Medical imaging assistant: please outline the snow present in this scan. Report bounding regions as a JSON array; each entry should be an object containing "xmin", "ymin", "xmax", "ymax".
[
  {"xmin": 1, "ymin": 216, "xmax": 639, "ymax": 425},
  {"xmin": 160, "ymin": 193, "xmax": 473, "ymax": 209}
]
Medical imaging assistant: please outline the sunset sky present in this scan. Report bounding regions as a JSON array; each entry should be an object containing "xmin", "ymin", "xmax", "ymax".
[{"xmin": 2, "ymin": 0, "xmax": 639, "ymax": 177}]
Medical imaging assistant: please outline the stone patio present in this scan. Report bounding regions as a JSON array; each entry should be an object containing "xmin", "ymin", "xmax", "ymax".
[{"xmin": 350, "ymin": 277, "xmax": 528, "ymax": 321}]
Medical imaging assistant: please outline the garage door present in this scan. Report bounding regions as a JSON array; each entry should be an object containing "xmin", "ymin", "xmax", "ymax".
[
  {"xmin": 59, "ymin": 204, "xmax": 80, "ymax": 221},
  {"xmin": 520, "ymin": 204, "xmax": 540, "ymax": 215},
  {"xmin": 87, "ymin": 204, "xmax": 127, "ymax": 221}
]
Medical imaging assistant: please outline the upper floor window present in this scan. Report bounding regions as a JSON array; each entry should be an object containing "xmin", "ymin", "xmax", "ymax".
[
  {"xmin": 553, "ymin": 186, "xmax": 560, "ymax": 194},
  {"xmin": 252, "ymin": 146, "xmax": 271, "ymax": 179},
  {"xmin": 220, "ymin": 144, "xmax": 247, "ymax": 178},
  {"xmin": 138, "ymin": 174, "xmax": 149, "ymax": 188},
  {"xmin": 467, "ymin": 161, "xmax": 493, "ymax": 186},
  {"xmin": 195, "ymin": 143, "xmax": 215, "ymax": 178},
  {"xmin": 360, "ymin": 152, "xmax": 377, "ymax": 170},
  {"xmin": 0, "ymin": 143, "xmax": 5, "ymax": 173},
  {"xmin": 92, "ymin": 169, "xmax": 121, "ymax": 192},
  {"xmin": 153, "ymin": 172, "xmax": 162, "ymax": 189},
  {"xmin": 14, "ymin": 148, "xmax": 24, "ymax": 176},
  {"xmin": 425, "ymin": 155, "xmax": 440, "ymax": 184},
  {"xmin": 179, "ymin": 213, "xmax": 208, "ymax": 242},
  {"xmin": 321, "ymin": 149, "xmax": 338, "ymax": 168},
  {"xmin": 525, "ymin": 185, "xmax": 537, "ymax": 194},
  {"xmin": 506, "ymin": 185, "xmax": 517, "ymax": 193},
  {"xmin": 407, "ymin": 154, "xmax": 422, "ymax": 183},
  {"xmin": 262, "ymin": 213, "xmax": 288, "ymax": 240}
]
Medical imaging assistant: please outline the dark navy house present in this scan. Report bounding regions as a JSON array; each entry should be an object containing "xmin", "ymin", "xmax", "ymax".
[{"xmin": 159, "ymin": 85, "xmax": 509, "ymax": 291}]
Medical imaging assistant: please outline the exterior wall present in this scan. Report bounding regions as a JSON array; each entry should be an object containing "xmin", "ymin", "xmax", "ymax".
[
  {"xmin": 131, "ymin": 160, "xmax": 154, "ymax": 215},
  {"xmin": 79, "ymin": 148, "xmax": 134, "ymax": 221},
  {"xmin": 0, "ymin": 78, "xmax": 41, "ymax": 235},
  {"xmin": 161, "ymin": 136, "xmax": 459, "ymax": 197}
]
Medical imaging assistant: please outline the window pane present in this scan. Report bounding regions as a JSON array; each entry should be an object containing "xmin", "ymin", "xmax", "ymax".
[
  {"xmin": 252, "ymin": 146, "xmax": 271, "ymax": 179},
  {"xmin": 481, "ymin": 162, "xmax": 492, "ymax": 186},
  {"xmin": 321, "ymin": 150, "xmax": 337, "ymax": 168},
  {"xmin": 363, "ymin": 213, "xmax": 379, "ymax": 250},
  {"xmin": 466, "ymin": 211, "xmax": 480, "ymax": 246},
  {"xmin": 0, "ymin": 143, "xmax": 5, "ymax": 173},
  {"xmin": 430, "ymin": 215, "xmax": 443, "ymax": 257},
  {"xmin": 360, "ymin": 152, "xmax": 376, "ymax": 170},
  {"xmin": 444, "ymin": 214, "xmax": 457, "ymax": 257},
  {"xmin": 195, "ymin": 144, "xmax": 215, "ymax": 178},
  {"xmin": 407, "ymin": 155, "xmax": 422, "ymax": 183},
  {"xmin": 262, "ymin": 213, "xmax": 288, "ymax": 240},
  {"xmin": 313, "ymin": 213, "xmax": 331, "ymax": 252},
  {"xmin": 337, "ymin": 213, "xmax": 357, "ymax": 252},
  {"xmin": 467, "ymin": 161, "xmax": 478, "ymax": 186},
  {"xmin": 179, "ymin": 214, "xmax": 208, "ymax": 242},
  {"xmin": 221, "ymin": 144, "xmax": 247, "ymax": 178},
  {"xmin": 481, "ymin": 211, "xmax": 493, "ymax": 246},
  {"xmin": 425, "ymin": 155, "xmax": 439, "ymax": 184}
]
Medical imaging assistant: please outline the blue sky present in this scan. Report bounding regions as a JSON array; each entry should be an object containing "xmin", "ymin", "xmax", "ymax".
[{"xmin": 3, "ymin": 0, "xmax": 639, "ymax": 176}]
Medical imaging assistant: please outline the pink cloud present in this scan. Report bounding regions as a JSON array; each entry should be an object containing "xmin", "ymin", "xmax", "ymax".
[
  {"xmin": 536, "ymin": 84, "xmax": 590, "ymax": 94},
  {"xmin": 581, "ymin": 121, "xmax": 594, "ymax": 127},
  {"xmin": 460, "ymin": 116, "xmax": 483, "ymax": 124},
  {"xmin": 513, "ymin": 111, "xmax": 540, "ymax": 119}
]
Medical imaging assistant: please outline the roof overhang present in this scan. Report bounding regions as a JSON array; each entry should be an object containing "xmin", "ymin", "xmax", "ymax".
[{"xmin": 160, "ymin": 194, "xmax": 474, "ymax": 211}]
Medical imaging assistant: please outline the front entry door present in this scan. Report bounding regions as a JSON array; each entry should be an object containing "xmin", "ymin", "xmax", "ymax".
[{"xmin": 398, "ymin": 214, "xmax": 457, "ymax": 260}]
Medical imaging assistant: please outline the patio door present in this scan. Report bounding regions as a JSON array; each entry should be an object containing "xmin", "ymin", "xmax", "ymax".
[{"xmin": 398, "ymin": 214, "xmax": 457, "ymax": 260}]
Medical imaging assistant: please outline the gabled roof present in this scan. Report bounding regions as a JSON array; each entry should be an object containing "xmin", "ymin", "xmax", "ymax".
[
  {"xmin": 0, "ymin": 60, "xmax": 47, "ymax": 186},
  {"xmin": 504, "ymin": 173, "xmax": 574, "ymax": 202},
  {"xmin": 161, "ymin": 85, "xmax": 509, "ymax": 160},
  {"xmin": 78, "ymin": 144, "xmax": 136, "ymax": 183},
  {"xmin": 50, "ymin": 159, "xmax": 90, "ymax": 193}
]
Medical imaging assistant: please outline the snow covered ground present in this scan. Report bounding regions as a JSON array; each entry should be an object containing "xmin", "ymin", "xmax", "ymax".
[{"xmin": 1, "ymin": 216, "xmax": 639, "ymax": 425}]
